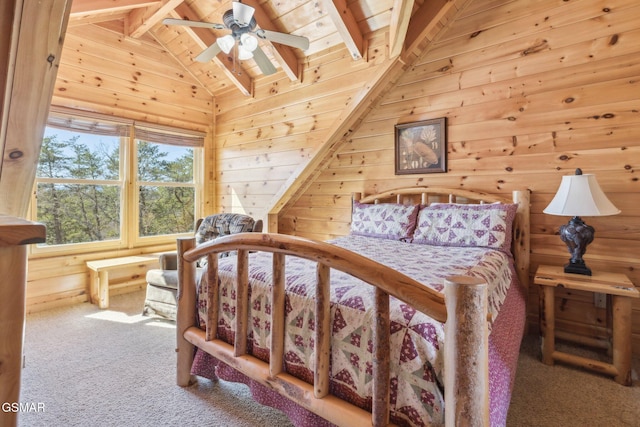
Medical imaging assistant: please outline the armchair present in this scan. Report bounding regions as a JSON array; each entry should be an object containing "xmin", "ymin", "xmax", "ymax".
[{"xmin": 142, "ymin": 213, "xmax": 263, "ymax": 320}]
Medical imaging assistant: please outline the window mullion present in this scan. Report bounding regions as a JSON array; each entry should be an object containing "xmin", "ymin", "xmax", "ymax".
[{"xmin": 124, "ymin": 128, "xmax": 136, "ymax": 249}]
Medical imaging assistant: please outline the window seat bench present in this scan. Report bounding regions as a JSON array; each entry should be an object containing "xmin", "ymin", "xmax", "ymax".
[{"xmin": 87, "ymin": 254, "xmax": 163, "ymax": 309}]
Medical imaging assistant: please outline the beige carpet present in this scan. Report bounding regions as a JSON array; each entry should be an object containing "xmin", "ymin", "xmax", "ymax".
[{"xmin": 17, "ymin": 291, "xmax": 639, "ymax": 426}]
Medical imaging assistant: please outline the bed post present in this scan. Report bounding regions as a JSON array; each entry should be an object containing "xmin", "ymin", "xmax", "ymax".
[
  {"xmin": 512, "ymin": 190, "xmax": 531, "ymax": 292},
  {"xmin": 444, "ymin": 275, "xmax": 489, "ymax": 427},
  {"xmin": 176, "ymin": 237, "xmax": 196, "ymax": 387}
]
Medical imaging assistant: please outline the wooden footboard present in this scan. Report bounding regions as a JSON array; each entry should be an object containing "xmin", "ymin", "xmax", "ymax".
[{"xmin": 176, "ymin": 188, "xmax": 530, "ymax": 427}]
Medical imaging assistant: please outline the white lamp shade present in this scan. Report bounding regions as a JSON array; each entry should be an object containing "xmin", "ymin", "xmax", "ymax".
[
  {"xmin": 217, "ymin": 35, "xmax": 235, "ymax": 54},
  {"xmin": 240, "ymin": 33, "xmax": 258, "ymax": 52},
  {"xmin": 544, "ymin": 172, "xmax": 620, "ymax": 217}
]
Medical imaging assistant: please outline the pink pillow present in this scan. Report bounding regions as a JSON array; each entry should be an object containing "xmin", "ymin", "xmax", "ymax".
[
  {"xmin": 350, "ymin": 201, "xmax": 419, "ymax": 241},
  {"xmin": 412, "ymin": 203, "xmax": 517, "ymax": 252}
]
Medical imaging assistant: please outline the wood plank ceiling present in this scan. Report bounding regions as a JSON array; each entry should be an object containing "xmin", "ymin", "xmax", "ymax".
[{"xmin": 67, "ymin": 0, "xmax": 428, "ymax": 98}]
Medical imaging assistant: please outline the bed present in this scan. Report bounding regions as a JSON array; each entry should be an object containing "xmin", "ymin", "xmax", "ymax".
[{"xmin": 176, "ymin": 187, "xmax": 530, "ymax": 427}]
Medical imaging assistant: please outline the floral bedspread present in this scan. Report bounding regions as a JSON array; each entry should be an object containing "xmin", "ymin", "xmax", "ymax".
[{"xmin": 195, "ymin": 235, "xmax": 515, "ymax": 426}]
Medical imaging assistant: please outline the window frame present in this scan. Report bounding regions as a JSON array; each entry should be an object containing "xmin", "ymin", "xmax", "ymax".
[
  {"xmin": 131, "ymin": 136, "xmax": 203, "ymax": 247},
  {"xmin": 29, "ymin": 110, "xmax": 204, "ymax": 256}
]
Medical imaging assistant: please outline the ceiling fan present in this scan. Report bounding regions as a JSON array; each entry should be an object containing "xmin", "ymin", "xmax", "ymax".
[{"xmin": 163, "ymin": 1, "xmax": 309, "ymax": 75}]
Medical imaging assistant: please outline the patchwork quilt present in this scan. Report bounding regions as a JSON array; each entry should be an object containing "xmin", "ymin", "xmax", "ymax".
[{"xmin": 194, "ymin": 235, "xmax": 515, "ymax": 426}]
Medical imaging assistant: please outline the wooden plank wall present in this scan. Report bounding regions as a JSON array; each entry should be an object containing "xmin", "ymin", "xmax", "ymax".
[
  {"xmin": 52, "ymin": 21, "xmax": 214, "ymax": 132},
  {"xmin": 214, "ymin": 32, "xmax": 392, "ymax": 219},
  {"xmin": 26, "ymin": 21, "xmax": 215, "ymax": 313},
  {"xmin": 273, "ymin": 0, "xmax": 640, "ymax": 353}
]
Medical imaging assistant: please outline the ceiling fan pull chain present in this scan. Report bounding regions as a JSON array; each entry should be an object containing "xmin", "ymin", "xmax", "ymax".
[{"xmin": 233, "ymin": 43, "xmax": 240, "ymax": 76}]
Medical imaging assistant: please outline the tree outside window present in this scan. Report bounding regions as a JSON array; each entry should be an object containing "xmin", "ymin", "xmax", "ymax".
[
  {"xmin": 33, "ymin": 114, "xmax": 202, "ymax": 251},
  {"xmin": 136, "ymin": 140, "xmax": 195, "ymax": 237}
]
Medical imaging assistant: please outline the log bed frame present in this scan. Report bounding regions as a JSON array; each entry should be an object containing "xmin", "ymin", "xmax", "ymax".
[{"xmin": 176, "ymin": 187, "xmax": 530, "ymax": 427}]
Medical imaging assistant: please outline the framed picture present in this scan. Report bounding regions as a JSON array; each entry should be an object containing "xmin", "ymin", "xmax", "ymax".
[{"xmin": 394, "ymin": 118, "xmax": 446, "ymax": 174}]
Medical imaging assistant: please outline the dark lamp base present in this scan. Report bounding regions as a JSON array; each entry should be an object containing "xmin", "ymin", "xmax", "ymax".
[
  {"xmin": 559, "ymin": 216, "xmax": 595, "ymax": 277},
  {"xmin": 564, "ymin": 261, "xmax": 592, "ymax": 276}
]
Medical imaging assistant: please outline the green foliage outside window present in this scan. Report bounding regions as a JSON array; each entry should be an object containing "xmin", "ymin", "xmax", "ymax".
[
  {"xmin": 137, "ymin": 140, "xmax": 195, "ymax": 237},
  {"xmin": 37, "ymin": 183, "xmax": 121, "ymax": 244},
  {"xmin": 35, "ymin": 129, "xmax": 197, "ymax": 247}
]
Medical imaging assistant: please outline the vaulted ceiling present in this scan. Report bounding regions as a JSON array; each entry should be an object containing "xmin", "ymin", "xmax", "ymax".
[
  {"xmin": 3, "ymin": 0, "xmax": 455, "ymax": 218},
  {"xmin": 68, "ymin": 0, "xmax": 431, "ymax": 97}
]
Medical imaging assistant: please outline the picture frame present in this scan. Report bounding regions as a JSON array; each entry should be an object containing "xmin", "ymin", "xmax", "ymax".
[{"xmin": 394, "ymin": 118, "xmax": 446, "ymax": 175}]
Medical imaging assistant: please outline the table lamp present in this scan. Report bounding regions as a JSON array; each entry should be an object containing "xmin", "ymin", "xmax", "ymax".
[{"xmin": 543, "ymin": 168, "xmax": 620, "ymax": 276}]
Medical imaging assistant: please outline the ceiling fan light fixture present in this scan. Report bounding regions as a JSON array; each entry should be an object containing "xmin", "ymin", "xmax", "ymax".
[
  {"xmin": 237, "ymin": 45, "xmax": 253, "ymax": 60},
  {"xmin": 232, "ymin": 2, "xmax": 255, "ymax": 27},
  {"xmin": 217, "ymin": 34, "xmax": 235, "ymax": 54},
  {"xmin": 240, "ymin": 33, "xmax": 258, "ymax": 52}
]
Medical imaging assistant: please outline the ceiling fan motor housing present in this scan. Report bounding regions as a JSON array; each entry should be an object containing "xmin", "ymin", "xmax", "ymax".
[{"xmin": 223, "ymin": 9, "xmax": 256, "ymax": 38}]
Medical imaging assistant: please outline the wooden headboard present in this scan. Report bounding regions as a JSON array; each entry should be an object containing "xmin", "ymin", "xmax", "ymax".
[{"xmin": 352, "ymin": 187, "xmax": 531, "ymax": 293}]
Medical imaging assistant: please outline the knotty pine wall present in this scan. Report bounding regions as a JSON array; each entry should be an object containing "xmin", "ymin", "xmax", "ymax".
[
  {"xmin": 26, "ymin": 21, "xmax": 216, "ymax": 312},
  {"xmin": 214, "ymin": 32, "xmax": 391, "ymax": 218},
  {"xmin": 218, "ymin": 0, "xmax": 640, "ymax": 353},
  {"xmin": 53, "ymin": 21, "xmax": 214, "ymax": 131}
]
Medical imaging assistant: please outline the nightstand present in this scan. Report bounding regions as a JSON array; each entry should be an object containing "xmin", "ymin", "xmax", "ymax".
[{"xmin": 534, "ymin": 264, "xmax": 639, "ymax": 386}]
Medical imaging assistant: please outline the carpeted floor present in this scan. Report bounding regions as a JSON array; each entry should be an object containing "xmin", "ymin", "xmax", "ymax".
[{"xmin": 17, "ymin": 291, "xmax": 639, "ymax": 426}]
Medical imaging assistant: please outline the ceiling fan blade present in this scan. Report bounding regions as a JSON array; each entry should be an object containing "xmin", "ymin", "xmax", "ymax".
[
  {"xmin": 252, "ymin": 47, "xmax": 277, "ymax": 75},
  {"xmin": 256, "ymin": 29, "xmax": 309, "ymax": 51},
  {"xmin": 232, "ymin": 2, "xmax": 255, "ymax": 27},
  {"xmin": 195, "ymin": 42, "xmax": 223, "ymax": 63},
  {"xmin": 162, "ymin": 18, "xmax": 225, "ymax": 30}
]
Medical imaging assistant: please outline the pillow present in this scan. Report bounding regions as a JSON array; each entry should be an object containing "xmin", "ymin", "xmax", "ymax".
[
  {"xmin": 412, "ymin": 203, "xmax": 518, "ymax": 252},
  {"xmin": 430, "ymin": 201, "xmax": 501, "ymax": 206},
  {"xmin": 350, "ymin": 201, "xmax": 419, "ymax": 241}
]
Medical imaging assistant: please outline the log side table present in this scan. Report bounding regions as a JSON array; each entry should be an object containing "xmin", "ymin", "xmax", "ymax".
[{"xmin": 534, "ymin": 264, "xmax": 639, "ymax": 386}]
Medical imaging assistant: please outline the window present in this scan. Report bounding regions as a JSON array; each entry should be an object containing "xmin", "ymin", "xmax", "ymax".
[
  {"xmin": 31, "ymin": 110, "xmax": 204, "ymax": 253},
  {"xmin": 136, "ymin": 140, "xmax": 195, "ymax": 238}
]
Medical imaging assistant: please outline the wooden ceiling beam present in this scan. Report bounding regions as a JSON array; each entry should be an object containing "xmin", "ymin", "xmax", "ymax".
[
  {"xmin": 70, "ymin": 0, "xmax": 159, "ymax": 16},
  {"xmin": 403, "ymin": 0, "xmax": 452, "ymax": 60},
  {"xmin": 127, "ymin": 0, "xmax": 183, "ymax": 39},
  {"xmin": 242, "ymin": 0, "xmax": 301, "ymax": 82},
  {"xmin": 388, "ymin": 0, "xmax": 415, "ymax": 58},
  {"xmin": 170, "ymin": 3, "xmax": 253, "ymax": 97},
  {"xmin": 68, "ymin": 12, "xmax": 130, "ymax": 27},
  {"xmin": 320, "ymin": 0, "xmax": 364, "ymax": 61}
]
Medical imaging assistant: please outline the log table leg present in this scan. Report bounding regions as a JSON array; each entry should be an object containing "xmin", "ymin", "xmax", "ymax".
[
  {"xmin": 541, "ymin": 285, "xmax": 555, "ymax": 365},
  {"xmin": 612, "ymin": 295, "xmax": 632, "ymax": 386}
]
